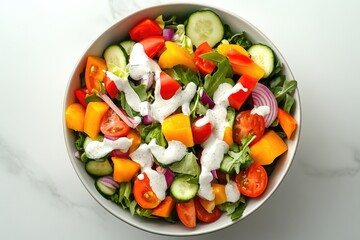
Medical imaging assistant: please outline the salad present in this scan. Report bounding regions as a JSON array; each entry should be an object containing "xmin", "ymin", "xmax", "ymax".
[{"xmin": 65, "ymin": 9, "xmax": 298, "ymax": 228}]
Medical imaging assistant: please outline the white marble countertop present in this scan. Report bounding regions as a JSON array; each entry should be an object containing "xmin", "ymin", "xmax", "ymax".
[{"xmin": 1, "ymin": 0, "xmax": 360, "ymax": 239}]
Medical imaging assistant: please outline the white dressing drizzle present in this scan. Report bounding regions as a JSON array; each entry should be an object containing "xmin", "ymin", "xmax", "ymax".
[
  {"xmin": 225, "ymin": 180, "xmax": 240, "ymax": 203},
  {"xmin": 85, "ymin": 137, "xmax": 132, "ymax": 159},
  {"xmin": 148, "ymin": 139, "xmax": 187, "ymax": 165},
  {"xmin": 251, "ymin": 105, "xmax": 270, "ymax": 117}
]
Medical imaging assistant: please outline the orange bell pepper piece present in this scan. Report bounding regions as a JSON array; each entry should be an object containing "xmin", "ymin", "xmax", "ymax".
[
  {"xmin": 212, "ymin": 183, "xmax": 227, "ymax": 205},
  {"xmin": 112, "ymin": 157, "xmax": 141, "ymax": 183},
  {"xmin": 83, "ymin": 102, "xmax": 109, "ymax": 139},
  {"xmin": 198, "ymin": 197, "xmax": 216, "ymax": 213},
  {"xmin": 126, "ymin": 129, "xmax": 141, "ymax": 153},
  {"xmin": 152, "ymin": 196, "xmax": 176, "ymax": 218},
  {"xmin": 162, "ymin": 113, "xmax": 194, "ymax": 147},
  {"xmin": 223, "ymin": 126, "xmax": 233, "ymax": 146},
  {"xmin": 65, "ymin": 103, "xmax": 86, "ymax": 132},
  {"xmin": 217, "ymin": 44, "xmax": 264, "ymax": 80},
  {"xmin": 250, "ymin": 130, "xmax": 288, "ymax": 165},
  {"xmin": 85, "ymin": 55, "xmax": 107, "ymax": 92},
  {"xmin": 158, "ymin": 41, "xmax": 198, "ymax": 73},
  {"xmin": 277, "ymin": 108, "xmax": 298, "ymax": 139}
]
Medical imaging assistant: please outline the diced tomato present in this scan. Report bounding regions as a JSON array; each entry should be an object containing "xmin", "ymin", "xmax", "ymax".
[
  {"xmin": 139, "ymin": 36, "xmax": 165, "ymax": 58},
  {"xmin": 194, "ymin": 42, "xmax": 216, "ymax": 75},
  {"xmin": 191, "ymin": 117, "xmax": 212, "ymax": 144},
  {"xmin": 235, "ymin": 162, "xmax": 268, "ymax": 197},
  {"xmin": 159, "ymin": 71, "xmax": 181, "ymax": 100},
  {"xmin": 85, "ymin": 55, "xmax": 107, "ymax": 92},
  {"xmin": 129, "ymin": 18, "xmax": 162, "ymax": 42},
  {"xmin": 233, "ymin": 110, "xmax": 265, "ymax": 146},
  {"xmin": 194, "ymin": 197, "xmax": 222, "ymax": 223},
  {"xmin": 103, "ymin": 76, "xmax": 119, "ymax": 99},
  {"xmin": 133, "ymin": 173, "xmax": 162, "ymax": 209},
  {"xmin": 100, "ymin": 109, "xmax": 130, "ymax": 138},
  {"xmin": 228, "ymin": 74, "xmax": 257, "ymax": 110},
  {"xmin": 176, "ymin": 199, "xmax": 196, "ymax": 228},
  {"xmin": 74, "ymin": 88, "xmax": 88, "ymax": 107}
]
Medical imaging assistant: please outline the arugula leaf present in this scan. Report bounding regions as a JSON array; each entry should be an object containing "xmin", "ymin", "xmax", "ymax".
[
  {"xmin": 166, "ymin": 65, "xmax": 200, "ymax": 86},
  {"xmin": 220, "ymin": 135, "xmax": 255, "ymax": 174},
  {"xmin": 169, "ymin": 152, "xmax": 200, "ymax": 177},
  {"xmin": 137, "ymin": 122, "xmax": 167, "ymax": 147},
  {"xmin": 129, "ymin": 81, "xmax": 147, "ymax": 101},
  {"xmin": 200, "ymin": 51, "xmax": 227, "ymax": 65},
  {"xmin": 129, "ymin": 200, "xmax": 156, "ymax": 218},
  {"xmin": 217, "ymin": 196, "xmax": 247, "ymax": 221},
  {"xmin": 74, "ymin": 131, "xmax": 86, "ymax": 151},
  {"xmin": 190, "ymin": 87, "xmax": 208, "ymax": 118},
  {"xmin": 118, "ymin": 92, "xmax": 138, "ymax": 118},
  {"xmin": 228, "ymin": 32, "xmax": 253, "ymax": 49},
  {"xmin": 204, "ymin": 58, "xmax": 234, "ymax": 98},
  {"xmin": 270, "ymin": 76, "xmax": 297, "ymax": 113}
]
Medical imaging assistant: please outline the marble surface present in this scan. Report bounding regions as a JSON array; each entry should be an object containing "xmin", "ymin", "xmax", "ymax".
[{"xmin": 1, "ymin": 0, "xmax": 360, "ymax": 239}]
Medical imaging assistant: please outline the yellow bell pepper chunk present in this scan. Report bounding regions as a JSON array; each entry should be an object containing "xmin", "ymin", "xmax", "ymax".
[
  {"xmin": 84, "ymin": 102, "xmax": 109, "ymax": 139},
  {"xmin": 126, "ymin": 129, "xmax": 141, "ymax": 154},
  {"xmin": 250, "ymin": 130, "xmax": 288, "ymax": 165},
  {"xmin": 212, "ymin": 183, "xmax": 227, "ymax": 205},
  {"xmin": 223, "ymin": 126, "xmax": 233, "ymax": 146},
  {"xmin": 162, "ymin": 113, "xmax": 194, "ymax": 147},
  {"xmin": 217, "ymin": 43, "xmax": 250, "ymax": 57},
  {"xmin": 158, "ymin": 41, "xmax": 198, "ymax": 73},
  {"xmin": 65, "ymin": 103, "xmax": 86, "ymax": 132},
  {"xmin": 112, "ymin": 157, "xmax": 141, "ymax": 183}
]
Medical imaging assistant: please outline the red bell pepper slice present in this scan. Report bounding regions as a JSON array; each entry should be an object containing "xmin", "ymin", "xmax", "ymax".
[
  {"xmin": 139, "ymin": 36, "xmax": 165, "ymax": 58},
  {"xmin": 75, "ymin": 88, "xmax": 88, "ymax": 107},
  {"xmin": 228, "ymin": 75, "xmax": 257, "ymax": 110},
  {"xmin": 129, "ymin": 18, "xmax": 162, "ymax": 42},
  {"xmin": 194, "ymin": 41, "xmax": 216, "ymax": 75},
  {"xmin": 103, "ymin": 76, "xmax": 119, "ymax": 99},
  {"xmin": 159, "ymin": 71, "xmax": 181, "ymax": 100}
]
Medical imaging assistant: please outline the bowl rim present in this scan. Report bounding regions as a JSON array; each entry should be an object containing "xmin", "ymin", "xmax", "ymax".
[{"xmin": 62, "ymin": 2, "xmax": 301, "ymax": 236}]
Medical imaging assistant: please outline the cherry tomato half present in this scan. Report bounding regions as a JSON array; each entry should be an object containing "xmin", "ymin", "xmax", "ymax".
[
  {"xmin": 100, "ymin": 109, "xmax": 130, "ymax": 138},
  {"xmin": 235, "ymin": 163, "xmax": 268, "ymax": 197},
  {"xmin": 129, "ymin": 18, "xmax": 162, "ymax": 42},
  {"xmin": 85, "ymin": 55, "xmax": 107, "ymax": 92},
  {"xmin": 191, "ymin": 117, "xmax": 212, "ymax": 145},
  {"xmin": 194, "ymin": 197, "xmax": 222, "ymax": 223},
  {"xmin": 159, "ymin": 71, "xmax": 181, "ymax": 100},
  {"xmin": 176, "ymin": 199, "xmax": 196, "ymax": 228},
  {"xmin": 194, "ymin": 41, "xmax": 216, "ymax": 75},
  {"xmin": 233, "ymin": 110, "xmax": 265, "ymax": 145},
  {"xmin": 133, "ymin": 173, "xmax": 162, "ymax": 209}
]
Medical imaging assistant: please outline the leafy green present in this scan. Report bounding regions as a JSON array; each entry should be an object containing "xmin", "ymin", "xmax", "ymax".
[
  {"xmin": 129, "ymin": 200, "xmax": 156, "ymax": 218},
  {"xmin": 174, "ymin": 24, "xmax": 193, "ymax": 54},
  {"xmin": 169, "ymin": 152, "xmax": 200, "ymax": 177},
  {"xmin": 220, "ymin": 135, "xmax": 255, "ymax": 174},
  {"xmin": 200, "ymin": 51, "xmax": 227, "ymax": 65},
  {"xmin": 226, "ymin": 107, "xmax": 236, "ymax": 127},
  {"xmin": 217, "ymin": 196, "xmax": 247, "ymax": 221},
  {"xmin": 204, "ymin": 58, "xmax": 234, "ymax": 98},
  {"xmin": 166, "ymin": 65, "xmax": 200, "ymax": 86},
  {"xmin": 190, "ymin": 87, "xmax": 208, "ymax": 118},
  {"xmin": 85, "ymin": 93, "xmax": 103, "ymax": 103},
  {"xmin": 270, "ymin": 76, "xmax": 297, "ymax": 113},
  {"xmin": 118, "ymin": 92, "xmax": 138, "ymax": 118},
  {"xmin": 229, "ymin": 32, "xmax": 253, "ymax": 49},
  {"xmin": 129, "ymin": 81, "xmax": 147, "ymax": 101},
  {"xmin": 111, "ymin": 182, "xmax": 133, "ymax": 209},
  {"xmin": 137, "ymin": 122, "xmax": 167, "ymax": 147},
  {"xmin": 74, "ymin": 131, "xmax": 86, "ymax": 151}
]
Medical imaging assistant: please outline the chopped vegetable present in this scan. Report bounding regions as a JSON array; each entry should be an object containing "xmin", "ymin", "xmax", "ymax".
[
  {"xmin": 152, "ymin": 195, "xmax": 176, "ymax": 218},
  {"xmin": 212, "ymin": 183, "xmax": 227, "ymax": 205},
  {"xmin": 85, "ymin": 55, "xmax": 107, "ymax": 92},
  {"xmin": 129, "ymin": 18, "xmax": 163, "ymax": 42},
  {"xmin": 65, "ymin": 103, "xmax": 85, "ymax": 132},
  {"xmin": 83, "ymin": 102, "xmax": 109, "ymax": 139},
  {"xmin": 277, "ymin": 108, "xmax": 297, "ymax": 139},
  {"xmin": 252, "ymin": 82, "xmax": 278, "ymax": 127},
  {"xmin": 250, "ymin": 130, "xmax": 288, "ymax": 165},
  {"xmin": 162, "ymin": 113, "xmax": 194, "ymax": 147}
]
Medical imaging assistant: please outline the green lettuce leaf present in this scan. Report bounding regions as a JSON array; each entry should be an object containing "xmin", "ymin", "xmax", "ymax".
[
  {"xmin": 169, "ymin": 152, "xmax": 200, "ymax": 177},
  {"xmin": 137, "ymin": 122, "xmax": 167, "ymax": 147}
]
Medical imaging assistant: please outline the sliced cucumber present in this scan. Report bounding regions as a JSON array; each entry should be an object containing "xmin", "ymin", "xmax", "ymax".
[
  {"xmin": 95, "ymin": 178, "xmax": 117, "ymax": 198},
  {"xmin": 85, "ymin": 159, "xmax": 113, "ymax": 177},
  {"xmin": 248, "ymin": 44, "xmax": 275, "ymax": 78},
  {"xmin": 186, "ymin": 10, "xmax": 224, "ymax": 48},
  {"xmin": 103, "ymin": 44, "xmax": 128, "ymax": 75},
  {"xmin": 119, "ymin": 40, "xmax": 135, "ymax": 56},
  {"xmin": 170, "ymin": 175, "xmax": 199, "ymax": 202}
]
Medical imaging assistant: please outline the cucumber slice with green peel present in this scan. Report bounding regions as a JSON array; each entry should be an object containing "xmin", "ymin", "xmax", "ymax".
[
  {"xmin": 248, "ymin": 44, "xmax": 275, "ymax": 78},
  {"xmin": 95, "ymin": 178, "xmax": 117, "ymax": 198},
  {"xmin": 170, "ymin": 175, "xmax": 199, "ymax": 202},
  {"xmin": 119, "ymin": 40, "xmax": 136, "ymax": 56},
  {"xmin": 186, "ymin": 10, "xmax": 224, "ymax": 48},
  {"xmin": 103, "ymin": 44, "xmax": 128, "ymax": 75},
  {"xmin": 85, "ymin": 159, "xmax": 113, "ymax": 177}
]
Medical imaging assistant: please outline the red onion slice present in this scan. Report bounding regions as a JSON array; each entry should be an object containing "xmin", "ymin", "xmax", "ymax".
[
  {"xmin": 200, "ymin": 88, "xmax": 215, "ymax": 109},
  {"xmin": 101, "ymin": 176, "xmax": 120, "ymax": 189},
  {"xmin": 99, "ymin": 93, "xmax": 139, "ymax": 128},
  {"xmin": 110, "ymin": 149, "xmax": 130, "ymax": 158},
  {"xmin": 142, "ymin": 115, "xmax": 154, "ymax": 125},
  {"xmin": 156, "ymin": 166, "xmax": 174, "ymax": 187},
  {"xmin": 251, "ymin": 83, "xmax": 278, "ymax": 127},
  {"xmin": 163, "ymin": 28, "xmax": 174, "ymax": 41},
  {"xmin": 211, "ymin": 169, "xmax": 218, "ymax": 179}
]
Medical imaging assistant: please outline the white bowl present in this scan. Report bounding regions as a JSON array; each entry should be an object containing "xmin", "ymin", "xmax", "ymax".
[{"xmin": 63, "ymin": 2, "xmax": 301, "ymax": 236}]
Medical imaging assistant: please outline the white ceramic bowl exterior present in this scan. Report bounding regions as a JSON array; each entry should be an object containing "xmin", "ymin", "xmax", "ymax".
[{"xmin": 63, "ymin": 3, "xmax": 301, "ymax": 236}]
